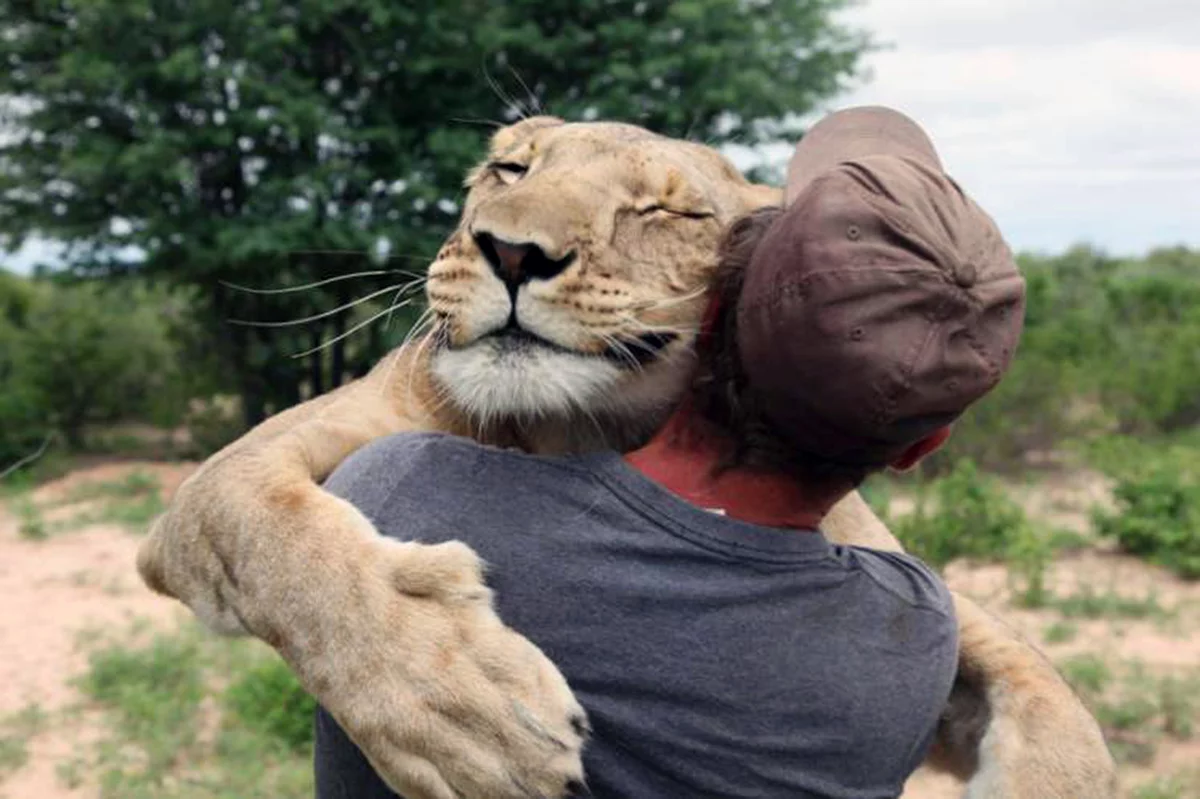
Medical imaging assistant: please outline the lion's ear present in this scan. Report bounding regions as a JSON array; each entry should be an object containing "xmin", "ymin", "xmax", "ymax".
[
  {"xmin": 489, "ymin": 116, "xmax": 565, "ymax": 154},
  {"xmin": 739, "ymin": 182, "xmax": 783, "ymax": 211}
]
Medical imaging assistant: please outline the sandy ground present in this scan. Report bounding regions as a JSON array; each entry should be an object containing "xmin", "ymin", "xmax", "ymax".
[
  {"xmin": 1, "ymin": 461, "xmax": 1197, "ymax": 798},
  {"xmin": 0, "ymin": 462, "xmax": 193, "ymax": 799}
]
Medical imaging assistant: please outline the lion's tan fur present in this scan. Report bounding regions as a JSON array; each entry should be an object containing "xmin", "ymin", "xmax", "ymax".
[{"xmin": 137, "ymin": 117, "xmax": 1114, "ymax": 798}]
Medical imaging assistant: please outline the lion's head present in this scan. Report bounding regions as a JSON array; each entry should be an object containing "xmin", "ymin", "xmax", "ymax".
[{"xmin": 424, "ymin": 116, "xmax": 779, "ymax": 448}]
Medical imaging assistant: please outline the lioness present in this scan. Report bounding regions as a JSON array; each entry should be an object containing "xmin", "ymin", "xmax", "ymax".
[{"xmin": 138, "ymin": 116, "xmax": 1115, "ymax": 798}]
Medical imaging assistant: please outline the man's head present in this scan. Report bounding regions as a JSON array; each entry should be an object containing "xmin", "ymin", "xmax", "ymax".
[{"xmin": 694, "ymin": 106, "xmax": 1026, "ymax": 485}]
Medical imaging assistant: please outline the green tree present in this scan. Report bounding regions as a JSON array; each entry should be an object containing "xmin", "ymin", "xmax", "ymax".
[{"xmin": 0, "ymin": 0, "xmax": 870, "ymax": 424}]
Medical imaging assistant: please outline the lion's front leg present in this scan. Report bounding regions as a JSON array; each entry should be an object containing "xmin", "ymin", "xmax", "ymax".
[
  {"xmin": 822, "ymin": 494, "xmax": 1115, "ymax": 798},
  {"xmin": 145, "ymin": 467, "xmax": 589, "ymax": 798},
  {"xmin": 136, "ymin": 349, "xmax": 419, "ymax": 634},
  {"xmin": 935, "ymin": 593, "xmax": 1116, "ymax": 799}
]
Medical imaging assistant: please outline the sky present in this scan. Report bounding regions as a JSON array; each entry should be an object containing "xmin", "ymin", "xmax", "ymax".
[
  {"xmin": 818, "ymin": 0, "xmax": 1200, "ymax": 255},
  {"xmin": 4, "ymin": 0, "xmax": 1199, "ymax": 271}
]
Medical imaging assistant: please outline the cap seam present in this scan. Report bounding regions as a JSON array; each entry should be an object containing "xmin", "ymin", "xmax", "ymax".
[
  {"xmin": 964, "ymin": 327, "xmax": 998, "ymax": 382},
  {"xmin": 843, "ymin": 162, "xmax": 965, "ymax": 275},
  {"xmin": 874, "ymin": 289, "xmax": 948, "ymax": 427},
  {"xmin": 740, "ymin": 265, "xmax": 941, "ymax": 313}
]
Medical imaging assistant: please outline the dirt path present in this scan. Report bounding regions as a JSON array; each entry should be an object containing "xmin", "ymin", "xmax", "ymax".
[{"xmin": 0, "ymin": 462, "xmax": 194, "ymax": 799}]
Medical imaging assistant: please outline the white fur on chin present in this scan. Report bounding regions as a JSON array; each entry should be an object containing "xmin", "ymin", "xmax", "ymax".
[{"xmin": 431, "ymin": 340, "xmax": 691, "ymax": 425}]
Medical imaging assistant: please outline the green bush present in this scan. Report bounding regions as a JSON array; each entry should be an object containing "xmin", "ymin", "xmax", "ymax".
[
  {"xmin": 0, "ymin": 276, "xmax": 203, "ymax": 458},
  {"xmin": 1093, "ymin": 454, "xmax": 1200, "ymax": 579},
  {"xmin": 223, "ymin": 657, "xmax": 316, "ymax": 751},
  {"xmin": 891, "ymin": 460, "xmax": 1044, "ymax": 571},
  {"xmin": 183, "ymin": 395, "xmax": 247, "ymax": 459},
  {"xmin": 0, "ymin": 314, "xmax": 54, "ymax": 467},
  {"xmin": 1097, "ymin": 268, "xmax": 1200, "ymax": 433},
  {"xmin": 77, "ymin": 625, "xmax": 314, "ymax": 798},
  {"xmin": 13, "ymin": 281, "xmax": 181, "ymax": 447}
]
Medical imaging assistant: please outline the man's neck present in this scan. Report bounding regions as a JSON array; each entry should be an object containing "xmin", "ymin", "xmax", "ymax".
[{"xmin": 622, "ymin": 407, "xmax": 842, "ymax": 530}]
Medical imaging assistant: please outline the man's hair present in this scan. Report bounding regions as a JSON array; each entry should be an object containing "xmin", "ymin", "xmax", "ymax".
[{"xmin": 689, "ymin": 207, "xmax": 885, "ymax": 489}]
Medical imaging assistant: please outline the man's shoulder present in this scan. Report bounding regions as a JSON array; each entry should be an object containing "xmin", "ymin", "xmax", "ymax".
[
  {"xmin": 323, "ymin": 432, "xmax": 593, "ymax": 512},
  {"xmin": 328, "ymin": 431, "xmax": 468, "ymax": 480},
  {"xmin": 322, "ymin": 432, "xmax": 481, "ymax": 512},
  {"xmin": 839, "ymin": 545, "xmax": 956, "ymax": 619}
]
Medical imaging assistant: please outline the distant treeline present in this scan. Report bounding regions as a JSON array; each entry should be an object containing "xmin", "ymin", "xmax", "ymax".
[
  {"xmin": 931, "ymin": 244, "xmax": 1200, "ymax": 472},
  {"xmin": 2, "ymin": 243, "xmax": 1198, "ymax": 470}
]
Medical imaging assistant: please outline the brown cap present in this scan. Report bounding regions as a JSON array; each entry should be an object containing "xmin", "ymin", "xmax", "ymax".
[{"xmin": 736, "ymin": 106, "xmax": 1026, "ymax": 466}]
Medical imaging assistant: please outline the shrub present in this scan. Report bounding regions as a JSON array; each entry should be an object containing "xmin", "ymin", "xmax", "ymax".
[
  {"xmin": 183, "ymin": 395, "xmax": 247, "ymax": 458},
  {"xmin": 1059, "ymin": 654, "xmax": 1111, "ymax": 699},
  {"xmin": 1071, "ymin": 660, "xmax": 1200, "ymax": 767},
  {"xmin": 925, "ymin": 351, "xmax": 1090, "ymax": 475},
  {"xmin": 0, "ymin": 315, "xmax": 54, "ymax": 467},
  {"xmin": 223, "ymin": 657, "xmax": 316, "ymax": 751},
  {"xmin": 13, "ymin": 497, "xmax": 47, "ymax": 540},
  {"xmin": 0, "ymin": 275, "xmax": 222, "ymax": 463},
  {"xmin": 1092, "ymin": 448, "xmax": 1200, "ymax": 579},
  {"xmin": 11, "ymin": 281, "xmax": 183, "ymax": 448},
  {"xmin": 1098, "ymin": 280, "xmax": 1200, "ymax": 433},
  {"xmin": 1134, "ymin": 775, "xmax": 1195, "ymax": 799},
  {"xmin": 892, "ymin": 460, "xmax": 1038, "ymax": 568},
  {"xmin": 1051, "ymin": 586, "xmax": 1167, "ymax": 619},
  {"xmin": 77, "ymin": 624, "xmax": 313, "ymax": 798},
  {"xmin": 0, "ymin": 704, "xmax": 46, "ymax": 776}
]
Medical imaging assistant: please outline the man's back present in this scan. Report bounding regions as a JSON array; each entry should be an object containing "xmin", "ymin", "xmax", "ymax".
[{"xmin": 315, "ymin": 433, "xmax": 958, "ymax": 799}]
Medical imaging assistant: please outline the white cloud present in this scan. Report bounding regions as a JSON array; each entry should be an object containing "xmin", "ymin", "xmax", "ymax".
[{"xmin": 811, "ymin": 0, "xmax": 1200, "ymax": 254}]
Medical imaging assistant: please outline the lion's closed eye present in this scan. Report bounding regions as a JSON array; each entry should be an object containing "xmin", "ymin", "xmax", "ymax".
[
  {"xmin": 490, "ymin": 162, "xmax": 528, "ymax": 185},
  {"xmin": 636, "ymin": 203, "xmax": 714, "ymax": 220}
]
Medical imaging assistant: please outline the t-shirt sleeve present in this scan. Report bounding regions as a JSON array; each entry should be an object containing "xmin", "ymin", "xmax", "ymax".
[
  {"xmin": 848, "ymin": 546, "xmax": 956, "ymax": 615},
  {"xmin": 845, "ymin": 547, "xmax": 959, "ymax": 780}
]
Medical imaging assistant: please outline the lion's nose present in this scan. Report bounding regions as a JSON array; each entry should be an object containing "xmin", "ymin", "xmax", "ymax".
[{"xmin": 473, "ymin": 230, "xmax": 576, "ymax": 293}]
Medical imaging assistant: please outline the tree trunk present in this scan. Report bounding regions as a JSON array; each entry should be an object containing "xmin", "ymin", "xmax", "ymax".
[
  {"xmin": 330, "ymin": 282, "xmax": 349, "ymax": 388},
  {"xmin": 309, "ymin": 328, "xmax": 325, "ymax": 398},
  {"xmin": 210, "ymin": 280, "xmax": 267, "ymax": 428},
  {"xmin": 62, "ymin": 420, "xmax": 86, "ymax": 451}
]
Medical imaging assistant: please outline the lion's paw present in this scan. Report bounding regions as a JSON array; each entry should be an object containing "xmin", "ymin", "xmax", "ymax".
[{"xmin": 314, "ymin": 538, "xmax": 589, "ymax": 799}]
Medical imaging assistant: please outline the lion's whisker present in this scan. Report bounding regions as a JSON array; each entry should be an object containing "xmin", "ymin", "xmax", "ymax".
[
  {"xmin": 632, "ymin": 287, "xmax": 708, "ymax": 311},
  {"xmin": 289, "ymin": 299, "xmax": 416, "ymax": 360},
  {"xmin": 220, "ymin": 269, "xmax": 400, "ymax": 295},
  {"xmin": 395, "ymin": 306, "xmax": 435, "ymax": 353},
  {"xmin": 386, "ymin": 277, "xmax": 430, "ymax": 332},
  {"xmin": 505, "ymin": 63, "xmax": 542, "ymax": 116},
  {"xmin": 613, "ymin": 313, "xmax": 701, "ymax": 337},
  {"xmin": 399, "ymin": 309, "xmax": 440, "ymax": 405},
  {"xmin": 227, "ymin": 282, "xmax": 418, "ymax": 328},
  {"xmin": 482, "ymin": 57, "xmax": 529, "ymax": 122},
  {"xmin": 449, "ymin": 116, "xmax": 505, "ymax": 129},
  {"xmin": 287, "ymin": 248, "xmax": 437, "ymax": 265},
  {"xmin": 597, "ymin": 332, "xmax": 645, "ymax": 373}
]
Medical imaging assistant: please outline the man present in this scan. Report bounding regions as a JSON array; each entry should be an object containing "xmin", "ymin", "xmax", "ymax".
[{"xmin": 313, "ymin": 106, "xmax": 1025, "ymax": 798}]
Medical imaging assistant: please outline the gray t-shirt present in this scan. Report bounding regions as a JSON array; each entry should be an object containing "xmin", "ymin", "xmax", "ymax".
[{"xmin": 314, "ymin": 432, "xmax": 957, "ymax": 799}]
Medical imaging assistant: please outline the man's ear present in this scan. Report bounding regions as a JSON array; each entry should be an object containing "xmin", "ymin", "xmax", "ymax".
[{"xmin": 889, "ymin": 426, "xmax": 953, "ymax": 472}]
